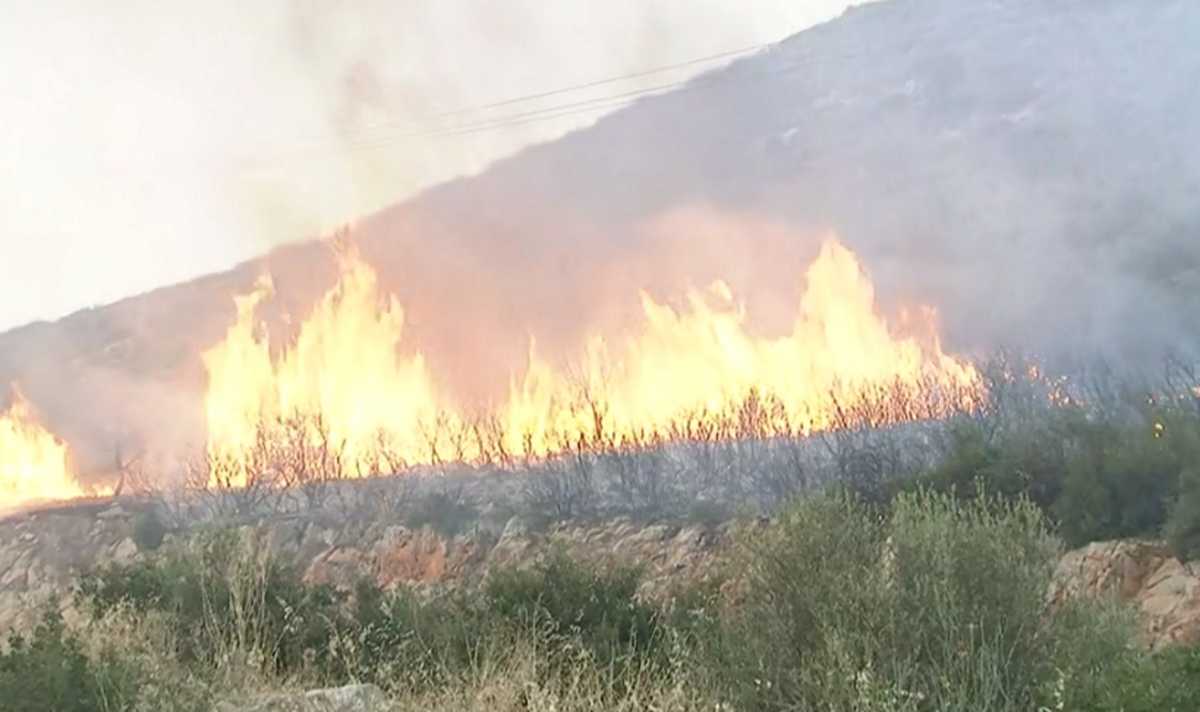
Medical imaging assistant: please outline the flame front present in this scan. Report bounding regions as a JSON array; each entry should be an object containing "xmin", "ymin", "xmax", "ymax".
[
  {"xmin": 501, "ymin": 241, "xmax": 980, "ymax": 454},
  {"xmin": 203, "ymin": 238, "xmax": 983, "ymax": 483},
  {"xmin": 203, "ymin": 254, "xmax": 445, "ymax": 479},
  {"xmin": 0, "ymin": 390, "xmax": 99, "ymax": 510}
]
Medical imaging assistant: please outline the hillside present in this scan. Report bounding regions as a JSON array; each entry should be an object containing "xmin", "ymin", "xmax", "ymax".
[{"xmin": 2, "ymin": 0, "xmax": 1199, "ymax": 478}]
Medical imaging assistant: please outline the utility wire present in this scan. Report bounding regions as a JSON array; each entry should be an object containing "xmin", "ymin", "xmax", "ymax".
[
  {"xmin": 429, "ymin": 41, "xmax": 769, "ymax": 119},
  {"xmin": 236, "ymin": 41, "xmax": 776, "ymax": 169},
  {"xmin": 318, "ymin": 47, "xmax": 817, "ymax": 152}
]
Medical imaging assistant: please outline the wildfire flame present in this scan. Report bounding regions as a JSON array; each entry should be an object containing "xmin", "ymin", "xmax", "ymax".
[
  {"xmin": 203, "ymin": 238, "xmax": 983, "ymax": 483},
  {"xmin": 0, "ymin": 388, "xmax": 106, "ymax": 511}
]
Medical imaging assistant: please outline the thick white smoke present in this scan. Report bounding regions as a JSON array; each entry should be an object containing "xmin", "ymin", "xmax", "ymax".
[{"xmin": 0, "ymin": 0, "xmax": 859, "ymax": 331}]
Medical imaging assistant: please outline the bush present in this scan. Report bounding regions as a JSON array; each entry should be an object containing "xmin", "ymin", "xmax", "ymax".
[
  {"xmin": 334, "ymin": 581, "xmax": 490, "ymax": 693},
  {"xmin": 0, "ymin": 609, "xmax": 139, "ymax": 712},
  {"xmin": 1166, "ymin": 467, "xmax": 1200, "ymax": 562},
  {"xmin": 483, "ymin": 551, "xmax": 663, "ymax": 670},
  {"xmin": 699, "ymin": 490, "xmax": 1122, "ymax": 712},
  {"xmin": 1054, "ymin": 421, "xmax": 1180, "ymax": 546},
  {"xmin": 884, "ymin": 403, "xmax": 1200, "ymax": 552},
  {"xmin": 78, "ymin": 529, "xmax": 344, "ymax": 677},
  {"xmin": 1065, "ymin": 642, "xmax": 1200, "ymax": 712},
  {"xmin": 52, "ymin": 484, "xmax": 1196, "ymax": 711},
  {"xmin": 915, "ymin": 418, "xmax": 1067, "ymax": 511}
]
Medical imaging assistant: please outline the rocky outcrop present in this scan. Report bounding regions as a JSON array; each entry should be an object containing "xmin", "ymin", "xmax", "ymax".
[
  {"xmin": 1050, "ymin": 540, "xmax": 1200, "ymax": 650},
  {"xmin": 0, "ymin": 502, "xmax": 142, "ymax": 633},
  {"xmin": 296, "ymin": 515, "xmax": 728, "ymax": 600},
  {"xmin": 0, "ymin": 502, "xmax": 731, "ymax": 638},
  {"xmin": 5, "ymin": 500, "xmax": 1200, "ymax": 652}
]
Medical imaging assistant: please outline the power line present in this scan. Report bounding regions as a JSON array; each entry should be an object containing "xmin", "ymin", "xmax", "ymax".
[
  {"xmin": 236, "ymin": 41, "xmax": 775, "ymax": 169},
  {"xmin": 318, "ymin": 47, "xmax": 817, "ymax": 152},
  {"xmin": 428, "ymin": 42, "xmax": 769, "ymax": 119}
]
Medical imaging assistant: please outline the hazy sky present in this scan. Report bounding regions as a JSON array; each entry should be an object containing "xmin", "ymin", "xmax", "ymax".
[{"xmin": 0, "ymin": 1, "xmax": 860, "ymax": 332}]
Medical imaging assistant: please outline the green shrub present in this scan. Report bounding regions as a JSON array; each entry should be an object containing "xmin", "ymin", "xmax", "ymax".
[
  {"xmin": 893, "ymin": 404, "xmax": 1200, "ymax": 551},
  {"xmin": 483, "ymin": 551, "xmax": 663, "ymax": 670},
  {"xmin": 1055, "ymin": 420, "xmax": 1182, "ymax": 546},
  {"xmin": 1166, "ymin": 467, "xmax": 1200, "ymax": 562},
  {"xmin": 336, "ymin": 581, "xmax": 490, "ymax": 692},
  {"xmin": 931, "ymin": 418, "xmax": 1069, "ymax": 510},
  {"xmin": 78, "ymin": 530, "xmax": 345, "ymax": 677},
  {"xmin": 886, "ymin": 491, "xmax": 1060, "ymax": 709},
  {"xmin": 703, "ymin": 493, "xmax": 891, "ymax": 709},
  {"xmin": 0, "ymin": 609, "xmax": 139, "ymax": 712},
  {"xmin": 701, "ymin": 491, "xmax": 1123, "ymax": 712},
  {"xmin": 1065, "ymin": 643, "xmax": 1200, "ymax": 712},
  {"xmin": 327, "ymin": 553, "xmax": 671, "ymax": 694}
]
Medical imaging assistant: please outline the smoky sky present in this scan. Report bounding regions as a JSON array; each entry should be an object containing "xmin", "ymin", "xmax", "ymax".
[{"xmin": 0, "ymin": 0, "xmax": 858, "ymax": 332}]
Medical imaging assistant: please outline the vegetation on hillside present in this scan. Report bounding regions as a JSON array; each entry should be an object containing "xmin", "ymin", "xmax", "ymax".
[{"xmin": 0, "ymin": 488, "xmax": 1198, "ymax": 711}]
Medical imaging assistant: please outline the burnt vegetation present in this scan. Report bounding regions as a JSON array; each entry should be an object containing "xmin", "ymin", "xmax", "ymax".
[{"xmin": 121, "ymin": 353, "xmax": 1200, "ymax": 562}]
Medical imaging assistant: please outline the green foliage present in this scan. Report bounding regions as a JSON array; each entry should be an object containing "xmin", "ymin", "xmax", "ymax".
[
  {"xmin": 684, "ymin": 498, "xmax": 736, "ymax": 527},
  {"xmin": 1064, "ymin": 642, "xmax": 1200, "ymax": 712},
  {"xmin": 700, "ymin": 491, "xmax": 1119, "ymax": 712},
  {"xmin": 334, "ymin": 581, "xmax": 489, "ymax": 692},
  {"xmin": 483, "ymin": 551, "xmax": 663, "ymax": 668},
  {"xmin": 0, "ymin": 609, "xmax": 139, "ymax": 712},
  {"xmin": 1054, "ymin": 419, "xmax": 1181, "ymax": 546},
  {"xmin": 49, "ymin": 489, "xmax": 1200, "ymax": 710},
  {"xmin": 78, "ymin": 530, "xmax": 344, "ymax": 677},
  {"xmin": 1166, "ymin": 466, "xmax": 1200, "ymax": 562},
  {"xmin": 917, "ymin": 418, "xmax": 1067, "ymax": 510},
  {"xmin": 887, "ymin": 403, "xmax": 1200, "ymax": 552}
]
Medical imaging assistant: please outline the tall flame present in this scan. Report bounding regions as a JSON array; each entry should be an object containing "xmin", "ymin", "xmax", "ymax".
[
  {"xmin": 203, "ymin": 254, "xmax": 445, "ymax": 477},
  {"xmin": 203, "ymin": 239, "xmax": 982, "ymax": 482},
  {"xmin": 500, "ymin": 240, "xmax": 980, "ymax": 454},
  {"xmin": 0, "ymin": 388, "xmax": 103, "ymax": 511}
]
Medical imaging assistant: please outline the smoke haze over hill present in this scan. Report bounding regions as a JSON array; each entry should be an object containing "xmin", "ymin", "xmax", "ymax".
[
  {"xmin": 0, "ymin": 0, "xmax": 855, "ymax": 331},
  {"xmin": 2, "ymin": 0, "xmax": 1199, "ymax": 481}
]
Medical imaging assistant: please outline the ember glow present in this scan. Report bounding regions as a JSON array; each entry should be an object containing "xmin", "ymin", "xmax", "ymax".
[
  {"xmin": 203, "ymin": 238, "xmax": 983, "ymax": 484},
  {"xmin": 0, "ymin": 389, "xmax": 108, "ymax": 510}
]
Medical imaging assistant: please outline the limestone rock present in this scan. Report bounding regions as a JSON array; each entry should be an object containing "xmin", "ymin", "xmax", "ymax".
[{"xmin": 1052, "ymin": 540, "xmax": 1200, "ymax": 649}]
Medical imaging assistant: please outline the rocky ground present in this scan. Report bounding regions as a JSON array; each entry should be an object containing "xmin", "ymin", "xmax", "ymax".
[{"xmin": 2, "ymin": 487, "xmax": 1199, "ymax": 652}]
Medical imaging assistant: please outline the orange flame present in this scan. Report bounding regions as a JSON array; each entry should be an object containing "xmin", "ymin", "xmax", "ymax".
[
  {"xmin": 203, "ymin": 238, "xmax": 983, "ymax": 483},
  {"xmin": 0, "ymin": 388, "xmax": 106, "ymax": 511}
]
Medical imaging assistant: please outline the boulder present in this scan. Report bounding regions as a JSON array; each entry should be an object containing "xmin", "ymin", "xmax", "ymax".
[{"xmin": 1052, "ymin": 540, "xmax": 1200, "ymax": 649}]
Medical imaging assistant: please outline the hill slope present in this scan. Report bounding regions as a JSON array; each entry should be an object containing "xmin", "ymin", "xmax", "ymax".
[{"xmin": 2, "ymin": 0, "xmax": 1198, "ymax": 477}]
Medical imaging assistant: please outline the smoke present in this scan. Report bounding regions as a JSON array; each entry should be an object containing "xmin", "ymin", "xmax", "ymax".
[
  {"xmin": 336, "ymin": 0, "xmax": 1200, "ymax": 376},
  {"xmin": 0, "ymin": 0, "xmax": 858, "ymax": 331},
  {"xmin": 4, "ymin": 0, "xmax": 1199, "ymax": 485}
]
